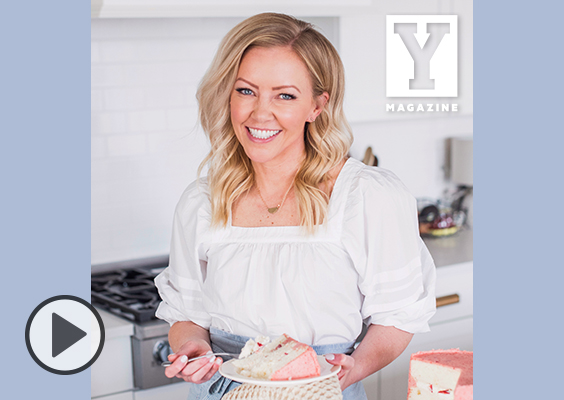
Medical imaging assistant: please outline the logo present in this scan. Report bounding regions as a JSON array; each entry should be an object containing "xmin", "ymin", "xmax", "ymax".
[{"xmin": 386, "ymin": 15, "xmax": 458, "ymax": 97}]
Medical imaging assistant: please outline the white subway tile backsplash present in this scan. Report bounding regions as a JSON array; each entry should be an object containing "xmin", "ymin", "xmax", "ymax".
[
  {"xmin": 91, "ymin": 41, "xmax": 101, "ymax": 64},
  {"xmin": 99, "ymin": 40, "xmax": 137, "ymax": 63},
  {"xmin": 166, "ymin": 108, "xmax": 197, "ymax": 131},
  {"xmin": 91, "ymin": 89, "xmax": 104, "ymax": 111},
  {"xmin": 107, "ymin": 134, "xmax": 147, "ymax": 157},
  {"xmin": 91, "ymin": 18, "xmax": 250, "ymax": 264},
  {"xmin": 92, "ymin": 112, "xmax": 128, "ymax": 134},
  {"xmin": 145, "ymin": 133, "xmax": 179, "ymax": 155},
  {"xmin": 200, "ymin": 17, "xmax": 246, "ymax": 36},
  {"xmin": 91, "ymin": 64, "xmax": 125, "ymax": 87},
  {"xmin": 91, "ymin": 136, "xmax": 107, "ymax": 159},
  {"xmin": 92, "ymin": 18, "xmax": 231, "ymax": 41},
  {"xmin": 91, "ymin": 230, "xmax": 112, "ymax": 257},
  {"xmin": 92, "ymin": 159, "xmax": 131, "ymax": 182},
  {"xmin": 91, "ymin": 181, "xmax": 111, "ymax": 207},
  {"xmin": 129, "ymin": 202, "xmax": 175, "ymax": 229},
  {"xmin": 103, "ymin": 87, "xmax": 146, "ymax": 111},
  {"xmin": 91, "ymin": 204, "xmax": 131, "ymax": 232},
  {"xmin": 151, "ymin": 39, "xmax": 198, "ymax": 62},
  {"xmin": 106, "ymin": 177, "xmax": 171, "ymax": 206},
  {"xmin": 122, "ymin": 62, "xmax": 196, "ymax": 87},
  {"xmin": 127, "ymin": 109, "xmax": 167, "ymax": 132},
  {"xmin": 109, "ymin": 225, "xmax": 170, "ymax": 259},
  {"xmin": 144, "ymin": 85, "xmax": 193, "ymax": 108},
  {"xmin": 185, "ymin": 38, "xmax": 221, "ymax": 61},
  {"xmin": 121, "ymin": 63, "xmax": 164, "ymax": 86}
]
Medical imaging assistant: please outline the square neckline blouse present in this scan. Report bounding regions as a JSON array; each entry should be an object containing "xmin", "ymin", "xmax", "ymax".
[
  {"xmin": 154, "ymin": 156, "xmax": 437, "ymax": 345},
  {"xmin": 228, "ymin": 157, "xmax": 354, "ymax": 230}
]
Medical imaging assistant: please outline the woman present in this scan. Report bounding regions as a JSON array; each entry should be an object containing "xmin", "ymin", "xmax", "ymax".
[{"xmin": 155, "ymin": 12, "xmax": 436, "ymax": 400}]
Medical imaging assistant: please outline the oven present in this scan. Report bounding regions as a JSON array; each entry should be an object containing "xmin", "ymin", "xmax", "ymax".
[{"xmin": 91, "ymin": 256, "xmax": 186, "ymax": 394}]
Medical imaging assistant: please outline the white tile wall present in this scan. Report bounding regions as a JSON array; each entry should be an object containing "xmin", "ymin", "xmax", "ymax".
[
  {"xmin": 91, "ymin": 17, "xmax": 472, "ymax": 266},
  {"xmin": 348, "ymin": 115, "xmax": 473, "ymax": 200},
  {"xmin": 91, "ymin": 18, "xmax": 236, "ymax": 265}
]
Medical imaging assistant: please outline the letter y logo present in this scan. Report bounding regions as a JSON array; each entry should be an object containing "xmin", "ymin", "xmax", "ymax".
[{"xmin": 387, "ymin": 15, "xmax": 458, "ymax": 97}]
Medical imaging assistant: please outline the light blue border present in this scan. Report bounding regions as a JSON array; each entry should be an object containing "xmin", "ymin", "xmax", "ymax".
[
  {"xmin": 3, "ymin": 1, "xmax": 558, "ymax": 399},
  {"xmin": 475, "ymin": 1, "xmax": 563, "ymax": 399},
  {"xmin": 1, "ymin": 1, "xmax": 91, "ymax": 399}
]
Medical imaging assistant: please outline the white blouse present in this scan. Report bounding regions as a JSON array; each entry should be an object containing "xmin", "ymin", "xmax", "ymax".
[{"xmin": 155, "ymin": 158, "xmax": 436, "ymax": 346}]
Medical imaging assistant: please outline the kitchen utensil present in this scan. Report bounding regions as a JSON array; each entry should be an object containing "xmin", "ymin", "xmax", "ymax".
[
  {"xmin": 161, "ymin": 352, "xmax": 239, "ymax": 367},
  {"xmin": 362, "ymin": 146, "xmax": 378, "ymax": 166}
]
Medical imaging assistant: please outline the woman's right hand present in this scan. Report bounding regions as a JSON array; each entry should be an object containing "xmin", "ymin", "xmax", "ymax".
[{"xmin": 164, "ymin": 339, "xmax": 223, "ymax": 384}]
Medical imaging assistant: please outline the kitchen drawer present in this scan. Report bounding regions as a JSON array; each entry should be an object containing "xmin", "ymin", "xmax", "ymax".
[
  {"xmin": 91, "ymin": 334, "xmax": 135, "ymax": 398},
  {"xmin": 93, "ymin": 392, "xmax": 134, "ymax": 400},
  {"xmin": 134, "ymin": 381, "xmax": 192, "ymax": 400},
  {"xmin": 431, "ymin": 261, "xmax": 473, "ymax": 325}
]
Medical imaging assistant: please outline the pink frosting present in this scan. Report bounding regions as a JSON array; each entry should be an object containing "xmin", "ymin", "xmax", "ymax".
[
  {"xmin": 269, "ymin": 335, "xmax": 321, "ymax": 381},
  {"xmin": 409, "ymin": 349, "xmax": 473, "ymax": 399},
  {"xmin": 454, "ymin": 384, "xmax": 473, "ymax": 400}
]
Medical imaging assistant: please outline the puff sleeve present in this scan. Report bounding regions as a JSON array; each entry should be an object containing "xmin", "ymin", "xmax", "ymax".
[
  {"xmin": 154, "ymin": 179, "xmax": 212, "ymax": 329},
  {"xmin": 341, "ymin": 167, "xmax": 436, "ymax": 333}
]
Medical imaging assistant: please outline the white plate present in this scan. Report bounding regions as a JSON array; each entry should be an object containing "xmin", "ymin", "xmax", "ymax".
[{"xmin": 219, "ymin": 355, "xmax": 341, "ymax": 387}]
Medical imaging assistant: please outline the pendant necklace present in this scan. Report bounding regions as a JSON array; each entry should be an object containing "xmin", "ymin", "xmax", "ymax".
[{"xmin": 255, "ymin": 172, "xmax": 297, "ymax": 214}]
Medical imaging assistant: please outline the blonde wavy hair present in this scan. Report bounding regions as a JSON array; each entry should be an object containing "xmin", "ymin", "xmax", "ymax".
[{"xmin": 196, "ymin": 12, "xmax": 353, "ymax": 233}]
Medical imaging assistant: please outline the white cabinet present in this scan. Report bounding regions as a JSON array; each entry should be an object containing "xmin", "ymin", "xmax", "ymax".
[
  {"xmin": 92, "ymin": 0, "xmax": 375, "ymax": 18},
  {"xmin": 362, "ymin": 262, "xmax": 473, "ymax": 400},
  {"xmin": 92, "ymin": 309, "xmax": 135, "ymax": 399},
  {"xmin": 134, "ymin": 382, "xmax": 192, "ymax": 400},
  {"xmin": 93, "ymin": 392, "xmax": 134, "ymax": 400}
]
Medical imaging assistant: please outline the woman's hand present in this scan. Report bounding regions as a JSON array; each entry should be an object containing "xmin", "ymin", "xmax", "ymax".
[
  {"xmin": 323, "ymin": 325, "xmax": 414, "ymax": 392},
  {"xmin": 324, "ymin": 353, "xmax": 356, "ymax": 391},
  {"xmin": 164, "ymin": 339, "xmax": 223, "ymax": 384}
]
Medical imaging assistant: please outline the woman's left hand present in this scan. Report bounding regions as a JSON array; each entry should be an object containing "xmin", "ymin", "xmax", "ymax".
[{"xmin": 324, "ymin": 353, "xmax": 356, "ymax": 391}]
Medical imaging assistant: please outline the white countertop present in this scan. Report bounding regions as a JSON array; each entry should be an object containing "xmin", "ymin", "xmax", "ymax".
[
  {"xmin": 96, "ymin": 307, "xmax": 134, "ymax": 340},
  {"xmin": 423, "ymin": 228, "xmax": 473, "ymax": 268}
]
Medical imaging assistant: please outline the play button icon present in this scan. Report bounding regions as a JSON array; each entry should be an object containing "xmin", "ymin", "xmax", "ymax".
[
  {"xmin": 52, "ymin": 312, "xmax": 87, "ymax": 357},
  {"xmin": 25, "ymin": 295, "xmax": 105, "ymax": 375}
]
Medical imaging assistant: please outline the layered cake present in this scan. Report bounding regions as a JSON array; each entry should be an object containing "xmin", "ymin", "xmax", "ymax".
[
  {"xmin": 232, "ymin": 334, "xmax": 321, "ymax": 381},
  {"xmin": 407, "ymin": 349, "xmax": 473, "ymax": 400}
]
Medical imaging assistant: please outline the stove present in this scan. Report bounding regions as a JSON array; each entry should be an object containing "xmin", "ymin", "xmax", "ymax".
[
  {"xmin": 91, "ymin": 256, "xmax": 183, "ymax": 390},
  {"xmin": 91, "ymin": 266, "xmax": 164, "ymax": 323}
]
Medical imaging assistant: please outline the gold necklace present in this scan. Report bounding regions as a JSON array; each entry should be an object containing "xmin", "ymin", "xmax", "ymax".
[{"xmin": 255, "ymin": 172, "xmax": 297, "ymax": 214}]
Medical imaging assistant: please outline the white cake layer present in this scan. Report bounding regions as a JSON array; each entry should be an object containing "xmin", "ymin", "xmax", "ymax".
[
  {"xmin": 408, "ymin": 387, "xmax": 455, "ymax": 400},
  {"xmin": 411, "ymin": 360, "xmax": 461, "ymax": 390},
  {"xmin": 238, "ymin": 335, "xmax": 271, "ymax": 359},
  {"xmin": 232, "ymin": 335, "xmax": 307, "ymax": 379}
]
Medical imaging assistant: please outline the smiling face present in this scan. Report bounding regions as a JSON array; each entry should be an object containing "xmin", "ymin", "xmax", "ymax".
[{"xmin": 230, "ymin": 46, "xmax": 328, "ymax": 168}]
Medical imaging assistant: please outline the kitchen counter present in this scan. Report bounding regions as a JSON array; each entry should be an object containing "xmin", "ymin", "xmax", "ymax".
[
  {"xmin": 423, "ymin": 227, "xmax": 473, "ymax": 268},
  {"xmin": 97, "ymin": 307, "xmax": 134, "ymax": 340}
]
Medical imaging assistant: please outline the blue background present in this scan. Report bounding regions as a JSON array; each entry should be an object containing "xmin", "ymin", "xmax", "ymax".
[
  {"xmin": 1, "ymin": 1, "xmax": 561, "ymax": 399},
  {"xmin": 1, "ymin": 1, "xmax": 90, "ymax": 399},
  {"xmin": 474, "ymin": 1, "xmax": 564, "ymax": 399}
]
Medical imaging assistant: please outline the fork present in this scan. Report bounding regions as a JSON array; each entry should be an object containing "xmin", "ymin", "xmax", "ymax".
[{"xmin": 161, "ymin": 352, "xmax": 239, "ymax": 367}]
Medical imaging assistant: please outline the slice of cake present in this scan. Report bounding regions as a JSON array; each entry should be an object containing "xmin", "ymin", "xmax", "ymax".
[
  {"xmin": 238, "ymin": 335, "xmax": 271, "ymax": 359},
  {"xmin": 232, "ymin": 334, "xmax": 321, "ymax": 381},
  {"xmin": 407, "ymin": 349, "xmax": 473, "ymax": 400}
]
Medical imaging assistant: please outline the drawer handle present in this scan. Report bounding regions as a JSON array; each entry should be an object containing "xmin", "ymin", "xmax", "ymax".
[{"xmin": 436, "ymin": 294, "xmax": 460, "ymax": 308}]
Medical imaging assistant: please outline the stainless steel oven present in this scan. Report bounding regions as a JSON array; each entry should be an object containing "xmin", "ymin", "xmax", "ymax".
[{"xmin": 92, "ymin": 256, "xmax": 183, "ymax": 391}]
